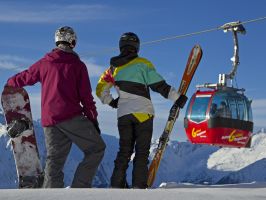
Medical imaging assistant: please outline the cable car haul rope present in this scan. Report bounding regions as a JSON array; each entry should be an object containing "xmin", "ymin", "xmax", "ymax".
[
  {"xmin": 141, "ymin": 16, "xmax": 266, "ymax": 46},
  {"xmin": 81, "ymin": 16, "xmax": 266, "ymax": 57}
]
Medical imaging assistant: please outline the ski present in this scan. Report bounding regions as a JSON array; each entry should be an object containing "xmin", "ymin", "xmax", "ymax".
[{"xmin": 147, "ymin": 45, "xmax": 203, "ymax": 187}]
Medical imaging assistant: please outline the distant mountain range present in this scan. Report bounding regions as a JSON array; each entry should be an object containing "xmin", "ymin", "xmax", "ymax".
[{"xmin": 1, "ymin": 109, "xmax": 266, "ymax": 188}]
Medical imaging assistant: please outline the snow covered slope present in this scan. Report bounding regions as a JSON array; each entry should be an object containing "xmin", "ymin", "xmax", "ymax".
[
  {"xmin": 1, "ymin": 109, "xmax": 266, "ymax": 188},
  {"xmin": 217, "ymin": 158, "xmax": 266, "ymax": 184},
  {"xmin": 151, "ymin": 131, "xmax": 266, "ymax": 186},
  {"xmin": 0, "ymin": 185, "xmax": 266, "ymax": 200}
]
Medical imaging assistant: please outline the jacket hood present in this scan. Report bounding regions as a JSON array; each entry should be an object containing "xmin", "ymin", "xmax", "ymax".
[{"xmin": 44, "ymin": 48, "xmax": 80, "ymax": 63}]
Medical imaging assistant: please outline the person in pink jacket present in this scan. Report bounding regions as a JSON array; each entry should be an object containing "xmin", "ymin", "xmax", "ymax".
[{"xmin": 6, "ymin": 26, "xmax": 106, "ymax": 188}]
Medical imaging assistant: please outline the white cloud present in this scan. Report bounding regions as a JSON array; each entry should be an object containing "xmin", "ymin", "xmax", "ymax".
[
  {"xmin": 95, "ymin": 100, "xmax": 118, "ymax": 136},
  {"xmin": 252, "ymin": 99, "xmax": 266, "ymax": 114},
  {"xmin": 28, "ymin": 92, "xmax": 42, "ymax": 120},
  {"xmin": 0, "ymin": 4, "xmax": 115, "ymax": 23},
  {"xmin": 0, "ymin": 61, "xmax": 20, "ymax": 71},
  {"xmin": 0, "ymin": 55, "xmax": 30, "ymax": 71},
  {"xmin": 82, "ymin": 58, "xmax": 106, "ymax": 77},
  {"xmin": 0, "ymin": 55, "xmax": 30, "ymax": 63},
  {"xmin": 252, "ymin": 99, "xmax": 266, "ymax": 127},
  {"xmin": 0, "ymin": 54, "xmax": 105, "ymax": 78}
]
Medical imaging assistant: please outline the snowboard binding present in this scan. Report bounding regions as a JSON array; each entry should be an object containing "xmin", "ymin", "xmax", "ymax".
[
  {"xmin": 19, "ymin": 173, "xmax": 44, "ymax": 188},
  {"xmin": 7, "ymin": 118, "xmax": 32, "ymax": 138}
]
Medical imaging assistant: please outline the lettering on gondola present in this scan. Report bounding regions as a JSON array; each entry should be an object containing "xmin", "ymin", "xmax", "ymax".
[
  {"xmin": 192, "ymin": 128, "xmax": 207, "ymax": 138},
  {"xmin": 221, "ymin": 130, "xmax": 248, "ymax": 144}
]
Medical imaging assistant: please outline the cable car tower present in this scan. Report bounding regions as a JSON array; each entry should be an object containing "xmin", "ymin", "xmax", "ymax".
[{"xmin": 184, "ymin": 21, "xmax": 253, "ymax": 148}]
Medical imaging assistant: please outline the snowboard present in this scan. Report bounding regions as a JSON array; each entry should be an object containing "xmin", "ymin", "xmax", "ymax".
[
  {"xmin": 1, "ymin": 86, "xmax": 43, "ymax": 188},
  {"xmin": 147, "ymin": 45, "xmax": 203, "ymax": 187}
]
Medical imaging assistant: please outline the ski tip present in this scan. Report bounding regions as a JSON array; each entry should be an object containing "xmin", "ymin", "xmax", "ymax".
[
  {"xmin": 194, "ymin": 44, "xmax": 202, "ymax": 51},
  {"xmin": 193, "ymin": 44, "xmax": 203, "ymax": 57}
]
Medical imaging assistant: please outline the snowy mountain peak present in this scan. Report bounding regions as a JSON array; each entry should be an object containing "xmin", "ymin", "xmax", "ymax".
[{"xmin": 207, "ymin": 132, "xmax": 266, "ymax": 172}]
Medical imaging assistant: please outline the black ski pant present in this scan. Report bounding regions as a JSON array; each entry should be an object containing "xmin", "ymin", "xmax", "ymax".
[
  {"xmin": 42, "ymin": 115, "xmax": 106, "ymax": 188},
  {"xmin": 111, "ymin": 114, "xmax": 153, "ymax": 189}
]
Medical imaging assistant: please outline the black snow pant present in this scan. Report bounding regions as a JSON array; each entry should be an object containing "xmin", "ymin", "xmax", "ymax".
[
  {"xmin": 42, "ymin": 115, "xmax": 106, "ymax": 188},
  {"xmin": 110, "ymin": 114, "xmax": 153, "ymax": 189}
]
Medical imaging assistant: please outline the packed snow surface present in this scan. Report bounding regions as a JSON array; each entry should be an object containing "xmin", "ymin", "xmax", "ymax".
[{"xmin": 1, "ymin": 184, "xmax": 266, "ymax": 200}]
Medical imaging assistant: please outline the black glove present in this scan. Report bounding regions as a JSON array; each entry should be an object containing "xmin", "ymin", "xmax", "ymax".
[
  {"xmin": 175, "ymin": 94, "xmax": 188, "ymax": 108},
  {"xmin": 109, "ymin": 97, "xmax": 119, "ymax": 109},
  {"xmin": 92, "ymin": 120, "xmax": 101, "ymax": 135}
]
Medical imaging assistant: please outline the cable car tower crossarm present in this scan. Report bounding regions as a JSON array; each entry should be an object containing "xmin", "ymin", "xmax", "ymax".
[{"xmin": 219, "ymin": 21, "xmax": 246, "ymax": 86}]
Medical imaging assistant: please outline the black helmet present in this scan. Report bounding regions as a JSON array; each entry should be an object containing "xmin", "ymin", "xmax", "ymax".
[{"xmin": 119, "ymin": 32, "xmax": 140, "ymax": 53}]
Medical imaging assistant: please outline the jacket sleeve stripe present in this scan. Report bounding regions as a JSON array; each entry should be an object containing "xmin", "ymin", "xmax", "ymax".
[
  {"xmin": 96, "ymin": 68, "xmax": 114, "ymax": 104},
  {"xmin": 149, "ymin": 80, "xmax": 171, "ymax": 98}
]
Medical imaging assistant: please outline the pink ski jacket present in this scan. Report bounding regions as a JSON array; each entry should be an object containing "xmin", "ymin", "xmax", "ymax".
[{"xmin": 7, "ymin": 48, "xmax": 97, "ymax": 126}]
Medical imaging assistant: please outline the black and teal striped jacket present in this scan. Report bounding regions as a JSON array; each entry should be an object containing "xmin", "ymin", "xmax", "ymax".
[{"xmin": 96, "ymin": 57, "xmax": 180, "ymax": 122}]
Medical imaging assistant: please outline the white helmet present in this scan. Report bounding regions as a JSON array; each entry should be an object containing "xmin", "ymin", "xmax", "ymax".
[{"xmin": 55, "ymin": 26, "xmax": 77, "ymax": 48}]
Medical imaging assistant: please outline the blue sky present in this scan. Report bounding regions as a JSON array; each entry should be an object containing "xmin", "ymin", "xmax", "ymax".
[{"xmin": 0, "ymin": 0, "xmax": 265, "ymax": 141}]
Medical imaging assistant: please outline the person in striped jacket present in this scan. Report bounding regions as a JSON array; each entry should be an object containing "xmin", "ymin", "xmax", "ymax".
[{"xmin": 96, "ymin": 32, "xmax": 187, "ymax": 189}]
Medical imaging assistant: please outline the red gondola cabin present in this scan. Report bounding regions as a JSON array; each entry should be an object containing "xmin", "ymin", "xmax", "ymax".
[{"xmin": 184, "ymin": 85, "xmax": 253, "ymax": 148}]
